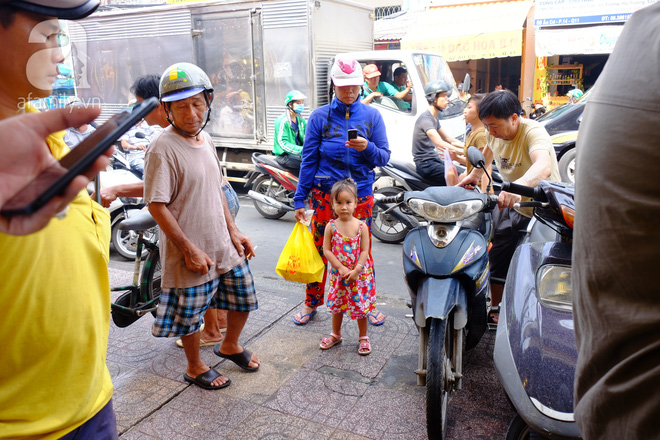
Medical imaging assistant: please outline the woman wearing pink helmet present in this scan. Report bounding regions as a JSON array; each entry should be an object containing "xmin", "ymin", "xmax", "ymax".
[{"xmin": 291, "ymin": 58, "xmax": 391, "ymax": 333}]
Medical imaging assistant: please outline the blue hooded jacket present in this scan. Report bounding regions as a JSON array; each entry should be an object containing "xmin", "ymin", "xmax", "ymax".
[{"xmin": 293, "ymin": 97, "xmax": 390, "ymax": 209}]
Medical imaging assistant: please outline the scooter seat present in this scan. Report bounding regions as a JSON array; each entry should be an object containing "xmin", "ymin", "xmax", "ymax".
[
  {"xmin": 255, "ymin": 153, "xmax": 282, "ymax": 170},
  {"xmin": 118, "ymin": 210, "xmax": 157, "ymax": 232}
]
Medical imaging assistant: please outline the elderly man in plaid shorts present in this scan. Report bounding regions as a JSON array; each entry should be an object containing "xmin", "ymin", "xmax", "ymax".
[{"xmin": 145, "ymin": 62, "xmax": 260, "ymax": 390}]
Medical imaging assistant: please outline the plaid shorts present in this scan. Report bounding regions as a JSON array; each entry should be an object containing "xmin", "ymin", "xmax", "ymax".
[{"xmin": 152, "ymin": 259, "xmax": 257, "ymax": 338}]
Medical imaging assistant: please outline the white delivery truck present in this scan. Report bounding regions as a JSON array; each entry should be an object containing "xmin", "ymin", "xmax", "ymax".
[{"xmin": 68, "ymin": 2, "xmax": 465, "ymax": 177}]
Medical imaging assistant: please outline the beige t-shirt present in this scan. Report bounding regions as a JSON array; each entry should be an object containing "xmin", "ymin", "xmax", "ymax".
[
  {"xmin": 487, "ymin": 118, "xmax": 560, "ymax": 216},
  {"xmin": 144, "ymin": 129, "xmax": 242, "ymax": 289}
]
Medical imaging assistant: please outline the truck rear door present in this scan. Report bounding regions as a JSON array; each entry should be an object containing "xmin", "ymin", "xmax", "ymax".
[{"xmin": 192, "ymin": 10, "xmax": 265, "ymax": 142}]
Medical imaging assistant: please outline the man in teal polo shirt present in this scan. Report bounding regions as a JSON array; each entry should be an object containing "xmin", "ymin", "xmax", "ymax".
[{"xmin": 361, "ymin": 64, "xmax": 410, "ymax": 106}]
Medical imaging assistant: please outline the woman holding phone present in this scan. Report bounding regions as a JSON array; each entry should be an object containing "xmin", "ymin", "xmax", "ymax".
[{"xmin": 291, "ymin": 57, "xmax": 391, "ymax": 327}]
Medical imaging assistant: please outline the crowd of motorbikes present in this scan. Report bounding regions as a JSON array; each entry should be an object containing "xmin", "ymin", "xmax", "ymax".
[
  {"xmin": 107, "ymin": 127, "xmax": 577, "ymax": 439},
  {"xmin": 243, "ymin": 148, "xmax": 578, "ymax": 440}
]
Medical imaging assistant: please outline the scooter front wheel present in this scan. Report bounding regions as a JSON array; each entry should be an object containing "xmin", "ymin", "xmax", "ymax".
[{"xmin": 427, "ymin": 317, "xmax": 451, "ymax": 440}]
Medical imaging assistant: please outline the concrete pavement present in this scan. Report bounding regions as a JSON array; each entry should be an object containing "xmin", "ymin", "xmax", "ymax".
[{"xmin": 108, "ymin": 267, "xmax": 515, "ymax": 439}]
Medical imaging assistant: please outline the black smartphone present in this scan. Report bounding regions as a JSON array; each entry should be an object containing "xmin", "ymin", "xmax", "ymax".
[
  {"xmin": 347, "ymin": 129, "xmax": 358, "ymax": 140},
  {"xmin": 1, "ymin": 97, "xmax": 158, "ymax": 217}
]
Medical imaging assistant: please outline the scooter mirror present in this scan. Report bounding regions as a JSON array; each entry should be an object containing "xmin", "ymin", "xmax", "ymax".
[
  {"xmin": 462, "ymin": 74, "xmax": 470, "ymax": 93},
  {"xmin": 467, "ymin": 146, "xmax": 485, "ymax": 169}
]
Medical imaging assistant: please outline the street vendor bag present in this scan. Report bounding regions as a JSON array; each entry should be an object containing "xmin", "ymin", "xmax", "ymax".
[{"xmin": 276, "ymin": 222, "xmax": 324, "ymax": 283}]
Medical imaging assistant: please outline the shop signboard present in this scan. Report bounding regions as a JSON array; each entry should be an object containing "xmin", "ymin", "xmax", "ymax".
[
  {"xmin": 534, "ymin": 0, "xmax": 657, "ymax": 27},
  {"xmin": 536, "ymin": 25, "xmax": 623, "ymax": 56}
]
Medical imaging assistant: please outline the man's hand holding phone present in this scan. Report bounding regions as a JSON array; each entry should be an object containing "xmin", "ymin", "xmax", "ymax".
[
  {"xmin": 1, "ymin": 97, "xmax": 158, "ymax": 226},
  {"xmin": 0, "ymin": 106, "xmax": 112, "ymax": 236}
]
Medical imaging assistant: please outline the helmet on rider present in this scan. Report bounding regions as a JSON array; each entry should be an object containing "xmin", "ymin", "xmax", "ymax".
[
  {"xmin": 159, "ymin": 62, "xmax": 214, "ymax": 138},
  {"xmin": 5, "ymin": 0, "xmax": 100, "ymax": 19},
  {"xmin": 424, "ymin": 80, "xmax": 451, "ymax": 104},
  {"xmin": 285, "ymin": 90, "xmax": 306, "ymax": 106},
  {"xmin": 330, "ymin": 58, "xmax": 364, "ymax": 87}
]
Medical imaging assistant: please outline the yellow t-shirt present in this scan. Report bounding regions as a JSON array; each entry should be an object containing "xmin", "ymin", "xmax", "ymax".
[
  {"xmin": 487, "ymin": 118, "xmax": 560, "ymax": 216},
  {"xmin": 0, "ymin": 105, "xmax": 113, "ymax": 439}
]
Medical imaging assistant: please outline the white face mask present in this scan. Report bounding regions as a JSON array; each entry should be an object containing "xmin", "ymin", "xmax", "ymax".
[{"xmin": 292, "ymin": 103, "xmax": 304, "ymax": 114}]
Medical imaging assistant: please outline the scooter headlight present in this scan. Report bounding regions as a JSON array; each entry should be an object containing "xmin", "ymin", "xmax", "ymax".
[
  {"xmin": 407, "ymin": 198, "xmax": 484, "ymax": 222},
  {"xmin": 536, "ymin": 265, "xmax": 572, "ymax": 311}
]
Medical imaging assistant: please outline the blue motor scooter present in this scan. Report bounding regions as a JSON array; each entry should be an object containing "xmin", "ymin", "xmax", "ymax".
[
  {"xmin": 377, "ymin": 147, "xmax": 497, "ymax": 439},
  {"xmin": 493, "ymin": 180, "xmax": 580, "ymax": 439}
]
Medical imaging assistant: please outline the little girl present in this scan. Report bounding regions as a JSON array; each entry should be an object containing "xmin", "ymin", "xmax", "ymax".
[{"xmin": 319, "ymin": 178, "xmax": 375, "ymax": 356}]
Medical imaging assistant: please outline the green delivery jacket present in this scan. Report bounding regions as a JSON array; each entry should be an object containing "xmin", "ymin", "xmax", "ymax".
[{"xmin": 272, "ymin": 112, "xmax": 306, "ymax": 156}]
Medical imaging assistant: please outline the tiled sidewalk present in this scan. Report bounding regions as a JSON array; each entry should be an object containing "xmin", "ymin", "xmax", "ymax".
[{"xmin": 108, "ymin": 268, "xmax": 514, "ymax": 439}]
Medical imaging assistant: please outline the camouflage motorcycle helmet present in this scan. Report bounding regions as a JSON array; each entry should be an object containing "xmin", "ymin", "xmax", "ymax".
[{"xmin": 159, "ymin": 62, "xmax": 214, "ymax": 105}]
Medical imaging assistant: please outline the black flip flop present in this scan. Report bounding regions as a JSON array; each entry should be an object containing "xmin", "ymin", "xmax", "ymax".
[
  {"xmin": 213, "ymin": 346, "xmax": 259, "ymax": 372},
  {"xmin": 183, "ymin": 368, "xmax": 231, "ymax": 390}
]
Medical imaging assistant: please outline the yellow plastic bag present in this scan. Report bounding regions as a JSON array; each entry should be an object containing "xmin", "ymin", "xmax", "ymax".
[{"xmin": 276, "ymin": 222, "xmax": 325, "ymax": 283}]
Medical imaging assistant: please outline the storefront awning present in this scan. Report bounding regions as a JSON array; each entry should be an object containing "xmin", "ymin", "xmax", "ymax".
[
  {"xmin": 535, "ymin": 25, "xmax": 624, "ymax": 56},
  {"xmin": 375, "ymin": 1, "xmax": 533, "ymax": 62}
]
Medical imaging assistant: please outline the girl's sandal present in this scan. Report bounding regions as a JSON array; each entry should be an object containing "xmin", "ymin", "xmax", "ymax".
[
  {"xmin": 320, "ymin": 333, "xmax": 342, "ymax": 350},
  {"xmin": 358, "ymin": 336, "xmax": 371, "ymax": 356}
]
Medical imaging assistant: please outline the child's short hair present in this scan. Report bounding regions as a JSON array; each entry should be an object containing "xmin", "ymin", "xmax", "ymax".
[{"xmin": 331, "ymin": 178, "xmax": 358, "ymax": 202}]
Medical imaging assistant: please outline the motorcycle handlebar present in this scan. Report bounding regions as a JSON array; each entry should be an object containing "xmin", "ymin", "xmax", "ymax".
[
  {"xmin": 501, "ymin": 182, "xmax": 542, "ymax": 200},
  {"xmin": 377, "ymin": 192, "xmax": 405, "ymax": 205}
]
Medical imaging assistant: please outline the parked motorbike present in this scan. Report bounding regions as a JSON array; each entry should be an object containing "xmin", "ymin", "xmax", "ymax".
[
  {"xmin": 244, "ymin": 152, "xmax": 298, "ymax": 219},
  {"xmin": 98, "ymin": 139, "xmax": 157, "ymax": 260},
  {"xmin": 378, "ymin": 147, "xmax": 498, "ymax": 439},
  {"xmin": 372, "ymin": 159, "xmax": 503, "ymax": 244},
  {"xmin": 493, "ymin": 180, "xmax": 580, "ymax": 439}
]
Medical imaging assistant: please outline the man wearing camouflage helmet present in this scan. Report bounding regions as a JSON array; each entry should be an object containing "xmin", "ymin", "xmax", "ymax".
[{"xmin": 144, "ymin": 62, "xmax": 260, "ymax": 391}]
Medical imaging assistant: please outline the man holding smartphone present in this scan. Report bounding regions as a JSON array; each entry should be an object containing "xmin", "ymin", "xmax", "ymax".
[
  {"xmin": 144, "ymin": 63, "xmax": 260, "ymax": 390},
  {"xmin": 0, "ymin": 1, "xmax": 121, "ymax": 439}
]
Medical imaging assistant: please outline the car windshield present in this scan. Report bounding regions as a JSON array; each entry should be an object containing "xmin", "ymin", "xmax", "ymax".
[
  {"xmin": 412, "ymin": 53, "xmax": 459, "ymax": 99},
  {"xmin": 412, "ymin": 53, "xmax": 463, "ymax": 116}
]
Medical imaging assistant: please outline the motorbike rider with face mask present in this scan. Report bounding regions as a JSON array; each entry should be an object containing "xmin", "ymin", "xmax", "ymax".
[{"xmin": 273, "ymin": 90, "xmax": 307, "ymax": 172}]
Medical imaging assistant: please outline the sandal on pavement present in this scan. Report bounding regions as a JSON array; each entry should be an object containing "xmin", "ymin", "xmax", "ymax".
[
  {"xmin": 293, "ymin": 309, "xmax": 317, "ymax": 325},
  {"xmin": 358, "ymin": 336, "xmax": 371, "ymax": 356},
  {"xmin": 213, "ymin": 346, "xmax": 259, "ymax": 372},
  {"xmin": 367, "ymin": 311, "xmax": 386, "ymax": 326},
  {"xmin": 183, "ymin": 368, "xmax": 231, "ymax": 390},
  {"xmin": 320, "ymin": 333, "xmax": 342, "ymax": 350},
  {"xmin": 176, "ymin": 334, "xmax": 224, "ymax": 348},
  {"xmin": 175, "ymin": 325, "xmax": 226, "ymax": 347}
]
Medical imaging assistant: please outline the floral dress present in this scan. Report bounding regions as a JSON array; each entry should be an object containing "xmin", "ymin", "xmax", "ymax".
[{"xmin": 326, "ymin": 220, "xmax": 376, "ymax": 319}]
